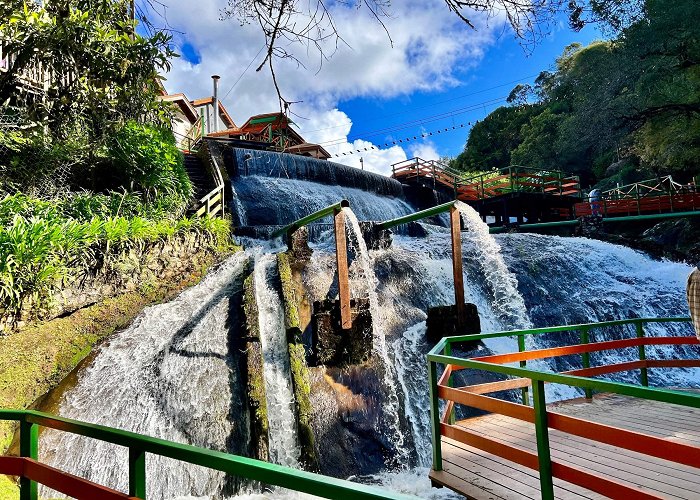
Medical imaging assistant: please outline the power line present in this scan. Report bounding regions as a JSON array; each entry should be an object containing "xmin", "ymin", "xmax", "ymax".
[
  {"xmin": 301, "ymin": 73, "xmax": 539, "ymax": 136},
  {"xmin": 221, "ymin": 45, "xmax": 266, "ymax": 102},
  {"xmin": 318, "ymin": 96, "xmax": 507, "ymax": 147}
]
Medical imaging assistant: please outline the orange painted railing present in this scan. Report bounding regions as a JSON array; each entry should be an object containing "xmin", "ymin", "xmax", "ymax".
[{"xmin": 428, "ymin": 317, "xmax": 700, "ymax": 500}]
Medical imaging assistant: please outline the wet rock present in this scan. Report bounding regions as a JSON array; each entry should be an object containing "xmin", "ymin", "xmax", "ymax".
[
  {"xmin": 358, "ymin": 222, "xmax": 392, "ymax": 251},
  {"xmin": 287, "ymin": 226, "xmax": 313, "ymax": 261},
  {"xmin": 308, "ymin": 366, "xmax": 391, "ymax": 478},
  {"xmin": 310, "ymin": 299, "xmax": 373, "ymax": 366},
  {"xmin": 425, "ymin": 303, "xmax": 481, "ymax": 346}
]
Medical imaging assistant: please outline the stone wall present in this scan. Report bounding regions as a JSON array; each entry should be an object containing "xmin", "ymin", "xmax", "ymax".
[{"xmin": 0, "ymin": 231, "xmax": 222, "ymax": 332}]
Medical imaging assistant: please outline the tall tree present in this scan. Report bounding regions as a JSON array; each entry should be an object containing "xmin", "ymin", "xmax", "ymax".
[{"xmin": 0, "ymin": 0, "xmax": 175, "ymax": 139}]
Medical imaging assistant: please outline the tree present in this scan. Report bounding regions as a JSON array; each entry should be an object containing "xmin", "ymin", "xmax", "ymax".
[
  {"xmin": 0, "ymin": 0, "xmax": 175, "ymax": 140},
  {"xmin": 453, "ymin": 0, "xmax": 700, "ymax": 186}
]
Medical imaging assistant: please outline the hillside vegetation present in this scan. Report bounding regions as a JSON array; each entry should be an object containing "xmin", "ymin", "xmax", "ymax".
[{"xmin": 451, "ymin": 0, "xmax": 699, "ymax": 190}]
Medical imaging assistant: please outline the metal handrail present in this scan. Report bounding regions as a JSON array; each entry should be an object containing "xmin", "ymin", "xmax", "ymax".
[
  {"xmin": 0, "ymin": 409, "xmax": 413, "ymax": 500},
  {"xmin": 270, "ymin": 200, "xmax": 350, "ymax": 239},
  {"xmin": 428, "ymin": 317, "xmax": 698, "ymax": 500}
]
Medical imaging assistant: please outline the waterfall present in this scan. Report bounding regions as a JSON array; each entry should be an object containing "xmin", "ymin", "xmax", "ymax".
[
  {"xmin": 33, "ymin": 151, "xmax": 700, "ymax": 499},
  {"xmin": 343, "ymin": 208, "xmax": 410, "ymax": 467},
  {"xmin": 39, "ymin": 254, "xmax": 251, "ymax": 500},
  {"xmin": 232, "ymin": 176, "xmax": 413, "ymax": 227},
  {"xmin": 252, "ymin": 252, "xmax": 301, "ymax": 468},
  {"xmin": 230, "ymin": 148, "xmax": 405, "ymax": 198}
]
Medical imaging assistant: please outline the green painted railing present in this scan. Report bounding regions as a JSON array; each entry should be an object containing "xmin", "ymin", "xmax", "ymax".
[
  {"xmin": 270, "ymin": 200, "xmax": 350, "ymax": 239},
  {"xmin": 427, "ymin": 316, "xmax": 698, "ymax": 499},
  {"xmin": 0, "ymin": 409, "xmax": 414, "ymax": 500},
  {"xmin": 376, "ymin": 201, "xmax": 456, "ymax": 230}
]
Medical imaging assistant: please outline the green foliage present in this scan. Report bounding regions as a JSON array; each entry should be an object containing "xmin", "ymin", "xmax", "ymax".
[
  {"xmin": 453, "ymin": 0, "xmax": 700, "ymax": 187},
  {"xmin": 109, "ymin": 121, "xmax": 192, "ymax": 199},
  {"xmin": 0, "ymin": 0, "xmax": 175, "ymax": 139},
  {"xmin": 0, "ymin": 193, "xmax": 230, "ymax": 323}
]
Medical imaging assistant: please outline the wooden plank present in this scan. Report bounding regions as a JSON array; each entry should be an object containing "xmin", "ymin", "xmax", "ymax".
[
  {"xmin": 465, "ymin": 416, "xmax": 697, "ymax": 499},
  {"xmin": 334, "ymin": 209, "xmax": 352, "ymax": 329},
  {"xmin": 442, "ymin": 439, "xmax": 601, "ymax": 500},
  {"xmin": 441, "ymin": 451, "xmax": 537, "ymax": 499},
  {"xmin": 429, "ymin": 469, "xmax": 509, "ymax": 500},
  {"xmin": 450, "ymin": 206, "xmax": 466, "ymax": 328}
]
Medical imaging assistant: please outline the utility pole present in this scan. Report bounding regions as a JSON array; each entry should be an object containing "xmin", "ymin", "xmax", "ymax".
[{"xmin": 359, "ymin": 157, "xmax": 364, "ymax": 170}]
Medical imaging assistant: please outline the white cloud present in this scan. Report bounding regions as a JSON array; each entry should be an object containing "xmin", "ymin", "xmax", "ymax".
[
  {"xmin": 152, "ymin": 0, "xmax": 505, "ymax": 174},
  {"xmin": 408, "ymin": 140, "xmax": 441, "ymax": 161},
  {"xmin": 295, "ymin": 108, "xmax": 406, "ymax": 176}
]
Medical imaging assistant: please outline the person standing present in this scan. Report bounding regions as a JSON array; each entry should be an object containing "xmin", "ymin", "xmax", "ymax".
[{"xmin": 687, "ymin": 266, "xmax": 700, "ymax": 340}]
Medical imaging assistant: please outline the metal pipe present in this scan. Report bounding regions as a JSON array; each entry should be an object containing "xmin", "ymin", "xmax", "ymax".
[
  {"xmin": 489, "ymin": 209, "xmax": 700, "ymax": 235},
  {"xmin": 601, "ymin": 210, "xmax": 700, "ymax": 224},
  {"xmin": 376, "ymin": 200, "xmax": 456, "ymax": 230},
  {"xmin": 271, "ymin": 200, "xmax": 350, "ymax": 239},
  {"xmin": 489, "ymin": 219, "xmax": 579, "ymax": 234},
  {"xmin": 211, "ymin": 75, "xmax": 220, "ymax": 134}
]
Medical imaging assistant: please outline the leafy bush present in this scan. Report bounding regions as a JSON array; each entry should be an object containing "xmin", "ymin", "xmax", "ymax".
[
  {"xmin": 0, "ymin": 193, "xmax": 230, "ymax": 324},
  {"xmin": 109, "ymin": 121, "xmax": 192, "ymax": 199}
]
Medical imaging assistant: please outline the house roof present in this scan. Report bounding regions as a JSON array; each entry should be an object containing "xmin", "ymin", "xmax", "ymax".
[
  {"xmin": 158, "ymin": 93, "xmax": 199, "ymax": 123},
  {"xmin": 190, "ymin": 97, "xmax": 236, "ymax": 129},
  {"xmin": 286, "ymin": 142, "xmax": 331, "ymax": 159}
]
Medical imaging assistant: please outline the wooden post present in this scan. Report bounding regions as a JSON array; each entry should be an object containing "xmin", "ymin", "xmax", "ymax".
[
  {"xmin": 450, "ymin": 205, "xmax": 466, "ymax": 329},
  {"xmin": 334, "ymin": 208, "xmax": 352, "ymax": 329}
]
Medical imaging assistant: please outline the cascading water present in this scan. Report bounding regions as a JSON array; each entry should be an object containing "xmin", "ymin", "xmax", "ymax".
[
  {"xmin": 343, "ymin": 208, "xmax": 410, "ymax": 466},
  {"xmin": 252, "ymin": 252, "xmax": 302, "ymax": 468},
  {"xmin": 35, "ymin": 148, "xmax": 700, "ymax": 499},
  {"xmin": 232, "ymin": 176, "xmax": 413, "ymax": 228},
  {"xmin": 39, "ymin": 253, "xmax": 251, "ymax": 500}
]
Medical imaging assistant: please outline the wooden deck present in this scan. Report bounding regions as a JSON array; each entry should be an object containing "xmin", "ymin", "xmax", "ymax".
[{"xmin": 429, "ymin": 393, "xmax": 700, "ymax": 499}]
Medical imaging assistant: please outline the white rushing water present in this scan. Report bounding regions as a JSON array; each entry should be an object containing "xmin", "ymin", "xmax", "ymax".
[
  {"xmin": 344, "ymin": 208, "xmax": 410, "ymax": 465},
  {"xmin": 252, "ymin": 252, "xmax": 301, "ymax": 468},
  {"xmin": 35, "ymin": 168, "xmax": 699, "ymax": 500},
  {"xmin": 40, "ymin": 253, "xmax": 251, "ymax": 500}
]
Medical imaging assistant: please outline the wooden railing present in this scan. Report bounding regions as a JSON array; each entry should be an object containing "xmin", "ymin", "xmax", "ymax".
[
  {"xmin": 1, "ymin": 42, "xmax": 75, "ymax": 92},
  {"xmin": 391, "ymin": 158, "xmax": 582, "ymax": 201},
  {"xmin": 194, "ymin": 184, "xmax": 224, "ymax": 218},
  {"xmin": 575, "ymin": 176, "xmax": 700, "ymax": 217},
  {"xmin": 428, "ymin": 317, "xmax": 700, "ymax": 500}
]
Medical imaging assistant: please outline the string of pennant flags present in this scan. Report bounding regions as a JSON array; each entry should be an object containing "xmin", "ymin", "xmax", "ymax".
[{"xmin": 331, "ymin": 121, "xmax": 473, "ymax": 157}]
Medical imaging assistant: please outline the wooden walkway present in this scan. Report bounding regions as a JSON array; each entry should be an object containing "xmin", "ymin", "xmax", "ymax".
[{"xmin": 430, "ymin": 393, "xmax": 700, "ymax": 499}]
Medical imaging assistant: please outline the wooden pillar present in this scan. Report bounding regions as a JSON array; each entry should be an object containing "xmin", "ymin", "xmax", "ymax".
[
  {"xmin": 450, "ymin": 206, "xmax": 466, "ymax": 329},
  {"xmin": 334, "ymin": 208, "xmax": 352, "ymax": 329}
]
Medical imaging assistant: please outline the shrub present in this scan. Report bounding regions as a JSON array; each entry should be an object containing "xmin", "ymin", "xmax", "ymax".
[{"xmin": 109, "ymin": 121, "xmax": 192, "ymax": 199}]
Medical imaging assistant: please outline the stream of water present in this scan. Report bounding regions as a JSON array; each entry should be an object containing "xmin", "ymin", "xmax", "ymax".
[{"xmin": 36, "ymin": 167, "xmax": 698, "ymax": 499}]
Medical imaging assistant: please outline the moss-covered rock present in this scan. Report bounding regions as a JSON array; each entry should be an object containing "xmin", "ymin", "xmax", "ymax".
[
  {"xmin": 0, "ymin": 248, "xmax": 226, "ymax": 497},
  {"xmin": 241, "ymin": 272, "xmax": 270, "ymax": 462},
  {"xmin": 277, "ymin": 252, "xmax": 320, "ymax": 471},
  {"xmin": 277, "ymin": 253, "xmax": 300, "ymax": 330}
]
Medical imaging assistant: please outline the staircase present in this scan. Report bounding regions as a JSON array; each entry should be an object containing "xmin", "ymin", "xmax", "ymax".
[{"xmin": 184, "ymin": 153, "xmax": 217, "ymax": 201}]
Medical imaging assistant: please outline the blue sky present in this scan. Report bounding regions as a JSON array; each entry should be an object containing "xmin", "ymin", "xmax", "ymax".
[
  {"xmin": 331, "ymin": 21, "xmax": 603, "ymax": 159},
  {"xmin": 155, "ymin": 1, "xmax": 603, "ymax": 174}
]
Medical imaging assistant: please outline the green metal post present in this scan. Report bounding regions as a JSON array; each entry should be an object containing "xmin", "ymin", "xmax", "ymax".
[
  {"xmin": 509, "ymin": 167, "xmax": 514, "ymax": 193},
  {"xmin": 376, "ymin": 201, "xmax": 456, "ymax": 231},
  {"xmin": 532, "ymin": 380, "xmax": 554, "ymax": 500},
  {"xmin": 19, "ymin": 420, "xmax": 38, "ymax": 500},
  {"xmin": 428, "ymin": 359, "xmax": 443, "ymax": 471},
  {"xmin": 444, "ymin": 343, "xmax": 455, "ymax": 424},
  {"xmin": 637, "ymin": 321, "xmax": 649, "ymax": 387},
  {"xmin": 580, "ymin": 328, "xmax": 592, "ymax": 399},
  {"xmin": 271, "ymin": 200, "xmax": 350, "ymax": 239},
  {"xmin": 518, "ymin": 334, "xmax": 529, "ymax": 406},
  {"xmin": 129, "ymin": 448, "xmax": 147, "ymax": 498}
]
